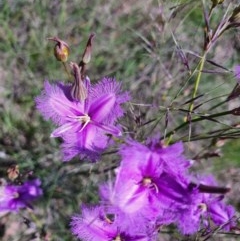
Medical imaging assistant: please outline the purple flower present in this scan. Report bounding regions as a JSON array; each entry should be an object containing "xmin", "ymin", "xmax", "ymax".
[
  {"xmin": 100, "ymin": 139, "xmax": 199, "ymax": 233},
  {"xmin": 0, "ymin": 179, "xmax": 42, "ymax": 212},
  {"xmin": 71, "ymin": 205, "xmax": 152, "ymax": 241},
  {"xmin": 120, "ymin": 138, "xmax": 192, "ymax": 177},
  {"xmin": 195, "ymin": 175, "xmax": 236, "ymax": 232},
  {"xmin": 208, "ymin": 201, "xmax": 235, "ymax": 231},
  {"xmin": 36, "ymin": 77, "xmax": 130, "ymax": 161}
]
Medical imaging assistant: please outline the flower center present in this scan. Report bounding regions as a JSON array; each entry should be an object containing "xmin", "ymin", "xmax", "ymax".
[
  {"xmin": 77, "ymin": 114, "xmax": 91, "ymax": 123},
  {"xmin": 198, "ymin": 203, "xmax": 207, "ymax": 212},
  {"xmin": 142, "ymin": 177, "xmax": 159, "ymax": 193},
  {"xmin": 142, "ymin": 177, "xmax": 152, "ymax": 186},
  {"xmin": 105, "ymin": 214, "xmax": 114, "ymax": 224},
  {"xmin": 73, "ymin": 114, "xmax": 91, "ymax": 132}
]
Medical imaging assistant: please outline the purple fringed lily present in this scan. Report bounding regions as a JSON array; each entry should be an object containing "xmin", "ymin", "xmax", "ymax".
[
  {"xmin": 36, "ymin": 77, "xmax": 130, "ymax": 161},
  {"xmin": 100, "ymin": 139, "xmax": 199, "ymax": 234},
  {"xmin": 100, "ymin": 139, "xmax": 193, "ymax": 209},
  {"xmin": 71, "ymin": 205, "xmax": 151, "ymax": 241},
  {"xmin": 195, "ymin": 175, "xmax": 236, "ymax": 232},
  {"xmin": 0, "ymin": 179, "xmax": 42, "ymax": 212},
  {"xmin": 100, "ymin": 139, "xmax": 237, "ymax": 235},
  {"xmin": 208, "ymin": 201, "xmax": 235, "ymax": 231}
]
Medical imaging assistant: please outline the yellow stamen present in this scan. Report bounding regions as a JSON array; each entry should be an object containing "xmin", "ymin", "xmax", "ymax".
[
  {"xmin": 142, "ymin": 177, "xmax": 152, "ymax": 186},
  {"xmin": 198, "ymin": 203, "xmax": 207, "ymax": 212},
  {"xmin": 142, "ymin": 177, "xmax": 159, "ymax": 193}
]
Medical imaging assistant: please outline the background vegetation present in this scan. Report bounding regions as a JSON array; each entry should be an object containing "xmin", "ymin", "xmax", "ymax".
[{"xmin": 1, "ymin": 0, "xmax": 240, "ymax": 240}]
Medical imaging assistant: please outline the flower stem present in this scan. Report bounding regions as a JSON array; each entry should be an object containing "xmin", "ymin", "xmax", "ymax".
[
  {"xmin": 188, "ymin": 53, "xmax": 206, "ymax": 113},
  {"xmin": 164, "ymin": 109, "xmax": 232, "ymax": 139},
  {"xmin": 62, "ymin": 62, "xmax": 72, "ymax": 80}
]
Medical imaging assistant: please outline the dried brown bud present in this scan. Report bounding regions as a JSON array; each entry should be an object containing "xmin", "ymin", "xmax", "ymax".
[
  {"xmin": 48, "ymin": 37, "xmax": 69, "ymax": 62},
  {"xmin": 227, "ymin": 84, "xmax": 240, "ymax": 101},
  {"xmin": 7, "ymin": 165, "xmax": 19, "ymax": 181},
  {"xmin": 81, "ymin": 33, "xmax": 95, "ymax": 65},
  {"xmin": 70, "ymin": 62, "xmax": 87, "ymax": 101},
  {"xmin": 231, "ymin": 107, "xmax": 240, "ymax": 116}
]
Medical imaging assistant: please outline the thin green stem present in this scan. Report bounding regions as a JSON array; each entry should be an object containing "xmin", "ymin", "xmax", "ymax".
[
  {"xmin": 189, "ymin": 54, "xmax": 206, "ymax": 112},
  {"xmin": 164, "ymin": 109, "xmax": 233, "ymax": 139},
  {"xmin": 180, "ymin": 130, "xmax": 240, "ymax": 142},
  {"xmin": 62, "ymin": 62, "xmax": 72, "ymax": 80}
]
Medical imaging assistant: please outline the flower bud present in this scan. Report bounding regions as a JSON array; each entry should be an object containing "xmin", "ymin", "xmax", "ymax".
[
  {"xmin": 231, "ymin": 107, "xmax": 240, "ymax": 116},
  {"xmin": 70, "ymin": 62, "xmax": 87, "ymax": 101},
  {"xmin": 211, "ymin": 0, "xmax": 224, "ymax": 6},
  {"xmin": 227, "ymin": 84, "xmax": 240, "ymax": 101},
  {"xmin": 81, "ymin": 33, "xmax": 95, "ymax": 65},
  {"xmin": 190, "ymin": 182, "xmax": 230, "ymax": 194},
  {"xmin": 48, "ymin": 37, "xmax": 69, "ymax": 62},
  {"xmin": 7, "ymin": 165, "xmax": 19, "ymax": 181},
  {"xmin": 228, "ymin": 5, "xmax": 240, "ymax": 28}
]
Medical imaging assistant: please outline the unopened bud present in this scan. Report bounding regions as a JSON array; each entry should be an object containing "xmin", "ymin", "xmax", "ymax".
[
  {"xmin": 81, "ymin": 33, "xmax": 95, "ymax": 65},
  {"xmin": 231, "ymin": 107, "xmax": 240, "ymax": 116},
  {"xmin": 70, "ymin": 62, "xmax": 87, "ymax": 101},
  {"xmin": 209, "ymin": 0, "xmax": 225, "ymax": 20},
  {"xmin": 227, "ymin": 84, "xmax": 240, "ymax": 101},
  {"xmin": 7, "ymin": 165, "xmax": 19, "ymax": 181},
  {"xmin": 228, "ymin": 5, "xmax": 240, "ymax": 28},
  {"xmin": 190, "ymin": 182, "xmax": 230, "ymax": 194},
  {"xmin": 211, "ymin": 0, "xmax": 224, "ymax": 6},
  {"xmin": 48, "ymin": 37, "xmax": 69, "ymax": 62}
]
